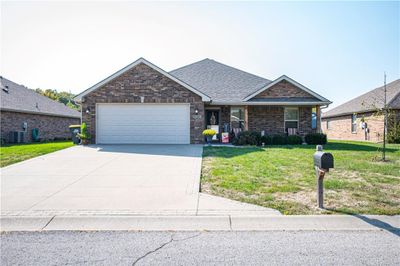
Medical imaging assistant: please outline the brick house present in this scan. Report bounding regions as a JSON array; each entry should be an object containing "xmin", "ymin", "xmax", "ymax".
[
  {"xmin": 74, "ymin": 58, "xmax": 331, "ymax": 144},
  {"xmin": 322, "ymin": 79, "xmax": 400, "ymax": 142},
  {"xmin": 0, "ymin": 77, "xmax": 80, "ymax": 143}
]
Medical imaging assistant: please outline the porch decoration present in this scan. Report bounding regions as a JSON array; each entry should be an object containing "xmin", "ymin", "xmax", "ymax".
[
  {"xmin": 203, "ymin": 129, "xmax": 216, "ymax": 145},
  {"xmin": 221, "ymin": 132, "xmax": 229, "ymax": 143},
  {"xmin": 209, "ymin": 112, "xmax": 217, "ymax": 125}
]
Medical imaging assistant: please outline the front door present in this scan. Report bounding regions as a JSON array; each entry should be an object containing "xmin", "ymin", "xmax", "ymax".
[{"xmin": 205, "ymin": 110, "xmax": 220, "ymax": 140}]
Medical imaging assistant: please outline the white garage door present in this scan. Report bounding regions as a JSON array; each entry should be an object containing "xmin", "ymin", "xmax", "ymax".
[{"xmin": 97, "ymin": 104, "xmax": 190, "ymax": 144}]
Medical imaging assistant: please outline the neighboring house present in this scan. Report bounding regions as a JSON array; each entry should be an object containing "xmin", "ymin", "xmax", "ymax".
[
  {"xmin": 0, "ymin": 76, "xmax": 80, "ymax": 143},
  {"xmin": 74, "ymin": 58, "xmax": 331, "ymax": 144},
  {"xmin": 322, "ymin": 79, "xmax": 400, "ymax": 142}
]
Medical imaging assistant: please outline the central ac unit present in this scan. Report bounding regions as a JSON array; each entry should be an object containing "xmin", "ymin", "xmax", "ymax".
[{"xmin": 9, "ymin": 131, "xmax": 25, "ymax": 143}]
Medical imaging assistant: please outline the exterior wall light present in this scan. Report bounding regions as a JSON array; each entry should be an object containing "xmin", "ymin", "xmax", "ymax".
[
  {"xmin": 86, "ymin": 108, "xmax": 91, "ymax": 114},
  {"xmin": 195, "ymin": 108, "xmax": 199, "ymax": 115}
]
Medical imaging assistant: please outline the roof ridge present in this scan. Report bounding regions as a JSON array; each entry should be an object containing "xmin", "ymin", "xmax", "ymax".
[
  {"xmin": 323, "ymin": 78, "xmax": 400, "ymax": 117},
  {"xmin": 171, "ymin": 58, "xmax": 271, "ymax": 82},
  {"xmin": 325, "ymin": 87, "xmax": 382, "ymax": 114},
  {"xmin": 206, "ymin": 58, "xmax": 271, "ymax": 82},
  {"xmin": 169, "ymin": 58, "xmax": 211, "ymax": 73}
]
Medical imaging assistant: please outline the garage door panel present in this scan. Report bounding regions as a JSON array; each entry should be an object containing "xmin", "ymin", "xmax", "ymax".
[
  {"xmin": 99, "ymin": 129, "xmax": 189, "ymax": 136},
  {"xmin": 97, "ymin": 135, "xmax": 188, "ymax": 143},
  {"xmin": 100, "ymin": 120, "xmax": 188, "ymax": 127},
  {"xmin": 97, "ymin": 104, "xmax": 190, "ymax": 144}
]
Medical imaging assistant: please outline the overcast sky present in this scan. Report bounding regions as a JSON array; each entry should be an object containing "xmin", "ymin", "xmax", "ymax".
[{"xmin": 1, "ymin": 1, "xmax": 399, "ymax": 109}]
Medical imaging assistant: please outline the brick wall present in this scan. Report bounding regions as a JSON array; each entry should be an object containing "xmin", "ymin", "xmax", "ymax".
[
  {"xmin": 0, "ymin": 111, "xmax": 79, "ymax": 143},
  {"xmin": 82, "ymin": 63, "xmax": 205, "ymax": 144},
  {"xmin": 247, "ymin": 106, "xmax": 315, "ymax": 136},
  {"xmin": 220, "ymin": 106, "xmax": 231, "ymax": 129},
  {"xmin": 322, "ymin": 110, "xmax": 400, "ymax": 142},
  {"xmin": 253, "ymin": 80, "xmax": 316, "ymax": 99}
]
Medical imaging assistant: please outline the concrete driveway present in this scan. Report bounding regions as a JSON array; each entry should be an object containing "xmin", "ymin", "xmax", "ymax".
[{"xmin": 1, "ymin": 145, "xmax": 280, "ymax": 216}]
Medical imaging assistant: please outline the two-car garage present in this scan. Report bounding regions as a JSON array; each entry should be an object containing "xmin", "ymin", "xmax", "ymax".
[
  {"xmin": 96, "ymin": 104, "xmax": 190, "ymax": 144},
  {"xmin": 75, "ymin": 58, "xmax": 210, "ymax": 144}
]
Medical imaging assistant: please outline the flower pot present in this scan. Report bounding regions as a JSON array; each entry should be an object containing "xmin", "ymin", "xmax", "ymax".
[{"xmin": 206, "ymin": 136, "xmax": 213, "ymax": 145}]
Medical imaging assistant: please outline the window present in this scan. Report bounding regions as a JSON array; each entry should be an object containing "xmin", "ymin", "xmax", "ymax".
[
  {"xmin": 326, "ymin": 120, "xmax": 330, "ymax": 130},
  {"xmin": 230, "ymin": 107, "xmax": 245, "ymax": 130},
  {"xmin": 351, "ymin": 114, "xmax": 357, "ymax": 133},
  {"xmin": 284, "ymin": 107, "xmax": 299, "ymax": 132}
]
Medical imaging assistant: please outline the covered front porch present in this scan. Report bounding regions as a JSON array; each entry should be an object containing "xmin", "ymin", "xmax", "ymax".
[{"xmin": 204, "ymin": 105, "xmax": 322, "ymax": 143}]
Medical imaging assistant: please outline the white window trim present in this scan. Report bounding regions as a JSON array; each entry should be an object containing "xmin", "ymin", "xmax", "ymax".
[
  {"xmin": 230, "ymin": 106, "xmax": 246, "ymax": 130},
  {"xmin": 284, "ymin": 107, "xmax": 299, "ymax": 132}
]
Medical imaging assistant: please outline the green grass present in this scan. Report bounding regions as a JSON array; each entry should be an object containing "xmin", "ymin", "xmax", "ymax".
[
  {"xmin": 0, "ymin": 141, "xmax": 74, "ymax": 167},
  {"xmin": 201, "ymin": 140, "xmax": 400, "ymax": 215}
]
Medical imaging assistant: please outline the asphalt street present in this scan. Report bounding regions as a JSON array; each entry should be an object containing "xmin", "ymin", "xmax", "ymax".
[{"xmin": 1, "ymin": 230, "xmax": 399, "ymax": 265}]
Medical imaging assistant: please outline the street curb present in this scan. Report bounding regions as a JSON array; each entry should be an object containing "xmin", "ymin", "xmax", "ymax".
[{"xmin": 1, "ymin": 215, "xmax": 399, "ymax": 232}]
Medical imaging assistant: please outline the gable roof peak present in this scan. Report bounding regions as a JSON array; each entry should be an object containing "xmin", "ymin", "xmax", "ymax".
[
  {"xmin": 74, "ymin": 57, "xmax": 211, "ymax": 102},
  {"xmin": 243, "ymin": 75, "xmax": 331, "ymax": 103}
]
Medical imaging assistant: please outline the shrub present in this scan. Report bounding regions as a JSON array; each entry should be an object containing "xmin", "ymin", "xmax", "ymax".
[
  {"xmin": 249, "ymin": 131, "xmax": 262, "ymax": 145},
  {"xmin": 287, "ymin": 135, "xmax": 303, "ymax": 145},
  {"xmin": 305, "ymin": 133, "xmax": 327, "ymax": 145},
  {"xmin": 232, "ymin": 131, "xmax": 261, "ymax": 146},
  {"xmin": 260, "ymin": 135, "xmax": 272, "ymax": 145},
  {"xmin": 272, "ymin": 134, "xmax": 288, "ymax": 145},
  {"xmin": 388, "ymin": 122, "xmax": 400, "ymax": 144},
  {"xmin": 232, "ymin": 131, "xmax": 245, "ymax": 145},
  {"xmin": 203, "ymin": 129, "xmax": 216, "ymax": 137},
  {"xmin": 229, "ymin": 131, "xmax": 236, "ymax": 142}
]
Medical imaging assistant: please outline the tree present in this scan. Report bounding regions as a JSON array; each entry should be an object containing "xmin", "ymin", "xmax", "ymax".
[
  {"xmin": 360, "ymin": 73, "xmax": 399, "ymax": 161},
  {"xmin": 35, "ymin": 88, "xmax": 80, "ymax": 111}
]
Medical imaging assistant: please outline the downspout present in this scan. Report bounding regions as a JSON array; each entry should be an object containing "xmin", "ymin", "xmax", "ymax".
[{"xmin": 319, "ymin": 104, "xmax": 330, "ymax": 133}]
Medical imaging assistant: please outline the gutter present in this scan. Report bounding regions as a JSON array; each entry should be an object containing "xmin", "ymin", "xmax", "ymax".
[
  {"xmin": 0, "ymin": 108, "xmax": 81, "ymax": 119},
  {"xmin": 208, "ymin": 101, "xmax": 332, "ymax": 106},
  {"xmin": 320, "ymin": 107, "xmax": 399, "ymax": 119}
]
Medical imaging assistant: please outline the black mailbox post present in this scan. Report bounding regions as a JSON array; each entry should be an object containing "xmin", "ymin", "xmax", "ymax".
[{"xmin": 313, "ymin": 145, "xmax": 334, "ymax": 208}]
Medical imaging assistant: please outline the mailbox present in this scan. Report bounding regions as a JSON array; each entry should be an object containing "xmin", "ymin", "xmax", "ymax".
[{"xmin": 313, "ymin": 151, "xmax": 334, "ymax": 170}]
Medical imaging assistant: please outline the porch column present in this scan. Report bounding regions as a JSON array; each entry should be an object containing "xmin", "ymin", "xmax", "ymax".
[
  {"xmin": 316, "ymin": 105, "xmax": 321, "ymax": 133},
  {"xmin": 244, "ymin": 105, "xmax": 249, "ymax": 131}
]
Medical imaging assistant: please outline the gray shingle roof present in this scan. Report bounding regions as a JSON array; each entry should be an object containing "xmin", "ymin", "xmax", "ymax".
[
  {"xmin": 0, "ymin": 77, "xmax": 80, "ymax": 118},
  {"xmin": 170, "ymin": 59, "xmax": 272, "ymax": 102},
  {"xmin": 323, "ymin": 79, "xmax": 400, "ymax": 118}
]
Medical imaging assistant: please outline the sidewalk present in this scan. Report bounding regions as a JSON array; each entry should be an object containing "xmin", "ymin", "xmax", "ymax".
[{"xmin": 1, "ymin": 215, "xmax": 399, "ymax": 232}]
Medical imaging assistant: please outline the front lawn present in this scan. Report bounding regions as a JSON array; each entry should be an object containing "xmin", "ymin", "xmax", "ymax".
[
  {"xmin": 201, "ymin": 141, "xmax": 400, "ymax": 215},
  {"xmin": 0, "ymin": 141, "xmax": 74, "ymax": 167}
]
